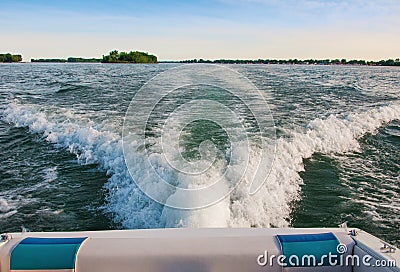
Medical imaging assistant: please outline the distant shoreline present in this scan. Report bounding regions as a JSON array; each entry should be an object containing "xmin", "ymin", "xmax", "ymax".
[
  {"xmin": 2, "ymin": 52, "xmax": 400, "ymax": 67},
  {"xmin": 171, "ymin": 58, "xmax": 400, "ymax": 66},
  {"xmin": 2, "ymin": 61, "xmax": 400, "ymax": 68},
  {"xmin": 23, "ymin": 60, "xmax": 400, "ymax": 67}
]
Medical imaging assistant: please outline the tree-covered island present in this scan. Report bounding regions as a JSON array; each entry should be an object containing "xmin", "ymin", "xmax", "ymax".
[
  {"xmin": 0, "ymin": 53, "xmax": 22, "ymax": 62},
  {"xmin": 102, "ymin": 50, "xmax": 157, "ymax": 63}
]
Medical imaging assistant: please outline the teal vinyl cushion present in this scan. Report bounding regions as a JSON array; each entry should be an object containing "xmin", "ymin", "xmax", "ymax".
[
  {"xmin": 10, "ymin": 237, "xmax": 87, "ymax": 270},
  {"xmin": 276, "ymin": 232, "xmax": 340, "ymax": 267}
]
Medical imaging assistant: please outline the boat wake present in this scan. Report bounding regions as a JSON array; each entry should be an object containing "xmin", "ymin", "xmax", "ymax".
[{"xmin": 2, "ymin": 101, "xmax": 400, "ymax": 228}]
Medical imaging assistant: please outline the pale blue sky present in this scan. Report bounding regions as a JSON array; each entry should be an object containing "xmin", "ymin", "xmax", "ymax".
[{"xmin": 1, "ymin": 0, "xmax": 399, "ymax": 61}]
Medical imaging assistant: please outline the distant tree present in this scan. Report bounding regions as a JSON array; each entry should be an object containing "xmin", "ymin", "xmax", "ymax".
[
  {"xmin": 11, "ymin": 55, "xmax": 22, "ymax": 62},
  {"xmin": 386, "ymin": 59, "xmax": 395, "ymax": 65},
  {"xmin": 0, "ymin": 53, "xmax": 22, "ymax": 62},
  {"xmin": 67, "ymin": 57, "xmax": 101, "ymax": 62}
]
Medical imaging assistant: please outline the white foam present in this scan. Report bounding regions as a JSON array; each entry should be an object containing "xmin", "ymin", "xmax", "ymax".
[
  {"xmin": 2, "ymin": 101, "xmax": 400, "ymax": 228},
  {"xmin": 0, "ymin": 210, "xmax": 17, "ymax": 219},
  {"xmin": 43, "ymin": 166, "xmax": 58, "ymax": 183},
  {"xmin": 0, "ymin": 198, "xmax": 11, "ymax": 213},
  {"xmin": 229, "ymin": 103, "xmax": 400, "ymax": 227},
  {"xmin": 0, "ymin": 197, "xmax": 18, "ymax": 219}
]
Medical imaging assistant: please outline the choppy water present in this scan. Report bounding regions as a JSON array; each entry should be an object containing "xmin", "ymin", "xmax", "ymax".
[{"xmin": 0, "ymin": 63, "xmax": 399, "ymax": 246}]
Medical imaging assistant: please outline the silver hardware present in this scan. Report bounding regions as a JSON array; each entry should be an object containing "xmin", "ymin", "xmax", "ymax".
[
  {"xmin": 1, "ymin": 233, "xmax": 11, "ymax": 242},
  {"xmin": 380, "ymin": 240, "xmax": 397, "ymax": 253},
  {"xmin": 339, "ymin": 221, "xmax": 357, "ymax": 236},
  {"xmin": 349, "ymin": 229, "xmax": 357, "ymax": 236},
  {"xmin": 339, "ymin": 221, "xmax": 348, "ymax": 229}
]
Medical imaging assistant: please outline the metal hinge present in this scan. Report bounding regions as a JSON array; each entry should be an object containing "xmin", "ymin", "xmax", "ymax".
[
  {"xmin": 380, "ymin": 240, "xmax": 397, "ymax": 253},
  {"xmin": 0, "ymin": 233, "xmax": 12, "ymax": 242},
  {"xmin": 338, "ymin": 221, "xmax": 358, "ymax": 236}
]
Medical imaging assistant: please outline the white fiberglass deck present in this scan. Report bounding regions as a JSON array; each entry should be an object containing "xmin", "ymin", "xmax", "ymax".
[{"xmin": 0, "ymin": 228, "xmax": 399, "ymax": 272}]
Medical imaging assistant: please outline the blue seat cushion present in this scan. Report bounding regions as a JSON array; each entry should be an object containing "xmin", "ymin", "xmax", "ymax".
[
  {"xmin": 276, "ymin": 232, "xmax": 340, "ymax": 267},
  {"xmin": 10, "ymin": 237, "xmax": 87, "ymax": 270}
]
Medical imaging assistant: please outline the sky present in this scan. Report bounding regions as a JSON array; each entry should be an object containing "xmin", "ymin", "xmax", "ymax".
[{"xmin": 0, "ymin": 0, "xmax": 399, "ymax": 61}]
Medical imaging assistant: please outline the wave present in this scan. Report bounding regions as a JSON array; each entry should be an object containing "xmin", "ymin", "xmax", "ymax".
[
  {"xmin": 0, "ymin": 196, "xmax": 24, "ymax": 219},
  {"xmin": 0, "ymin": 198, "xmax": 11, "ymax": 213},
  {"xmin": 2, "ymin": 101, "xmax": 400, "ymax": 228},
  {"xmin": 42, "ymin": 166, "xmax": 58, "ymax": 183},
  {"xmin": 56, "ymin": 83, "xmax": 93, "ymax": 94}
]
